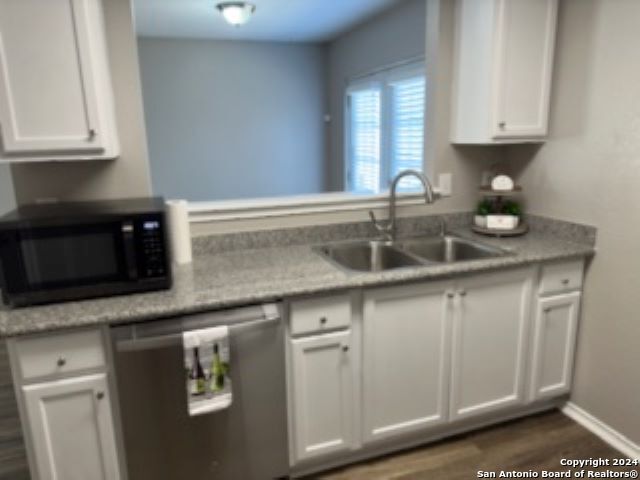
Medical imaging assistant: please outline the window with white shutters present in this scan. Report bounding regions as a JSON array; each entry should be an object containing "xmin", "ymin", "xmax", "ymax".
[
  {"xmin": 347, "ymin": 86, "xmax": 381, "ymax": 194},
  {"xmin": 345, "ymin": 62, "xmax": 425, "ymax": 194},
  {"xmin": 390, "ymin": 76, "xmax": 425, "ymax": 192}
]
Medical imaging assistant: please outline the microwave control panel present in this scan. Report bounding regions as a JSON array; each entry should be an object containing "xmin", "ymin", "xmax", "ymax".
[{"xmin": 138, "ymin": 217, "xmax": 168, "ymax": 278}]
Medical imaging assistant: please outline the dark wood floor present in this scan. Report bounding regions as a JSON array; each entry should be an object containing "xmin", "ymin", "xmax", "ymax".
[
  {"xmin": 1, "ymin": 404, "xmax": 636, "ymax": 480},
  {"xmin": 318, "ymin": 411, "xmax": 638, "ymax": 480}
]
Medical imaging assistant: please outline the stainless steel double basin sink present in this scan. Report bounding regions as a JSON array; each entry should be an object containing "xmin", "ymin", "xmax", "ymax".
[{"xmin": 315, "ymin": 235, "xmax": 510, "ymax": 273}]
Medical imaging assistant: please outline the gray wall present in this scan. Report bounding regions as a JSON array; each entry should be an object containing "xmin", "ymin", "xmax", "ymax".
[
  {"xmin": 326, "ymin": 0, "xmax": 427, "ymax": 190},
  {"xmin": 137, "ymin": 38, "xmax": 327, "ymax": 201},
  {"xmin": 506, "ymin": 0, "xmax": 640, "ymax": 445},
  {"xmin": 9, "ymin": 0, "xmax": 152, "ymax": 204},
  {"xmin": 0, "ymin": 166, "xmax": 15, "ymax": 214}
]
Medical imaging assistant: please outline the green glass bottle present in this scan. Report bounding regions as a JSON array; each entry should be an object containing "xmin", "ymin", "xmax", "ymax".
[
  {"xmin": 210, "ymin": 343, "xmax": 225, "ymax": 392},
  {"xmin": 189, "ymin": 347, "xmax": 206, "ymax": 396}
]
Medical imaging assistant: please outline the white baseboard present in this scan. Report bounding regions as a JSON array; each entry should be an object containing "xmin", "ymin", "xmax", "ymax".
[{"xmin": 562, "ymin": 402, "xmax": 640, "ymax": 460}]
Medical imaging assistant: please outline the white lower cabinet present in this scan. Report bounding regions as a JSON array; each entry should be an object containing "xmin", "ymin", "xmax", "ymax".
[
  {"xmin": 286, "ymin": 261, "xmax": 585, "ymax": 470},
  {"xmin": 289, "ymin": 330, "xmax": 355, "ymax": 462},
  {"xmin": 362, "ymin": 281, "xmax": 452, "ymax": 443},
  {"xmin": 22, "ymin": 373, "xmax": 121, "ymax": 480},
  {"xmin": 529, "ymin": 292, "xmax": 581, "ymax": 400},
  {"xmin": 10, "ymin": 328, "xmax": 123, "ymax": 480},
  {"xmin": 450, "ymin": 267, "xmax": 535, "ymax": 421}
]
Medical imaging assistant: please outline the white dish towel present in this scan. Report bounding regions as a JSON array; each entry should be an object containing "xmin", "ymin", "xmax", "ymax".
[{"xmin": 183, "ymin": 326, "xmax": 232, "ymax": 416}]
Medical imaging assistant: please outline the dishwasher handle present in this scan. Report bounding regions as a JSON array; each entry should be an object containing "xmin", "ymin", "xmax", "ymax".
[{"xmin": 113, "ymin": 304, "xmax": 281, "ymax": 353}]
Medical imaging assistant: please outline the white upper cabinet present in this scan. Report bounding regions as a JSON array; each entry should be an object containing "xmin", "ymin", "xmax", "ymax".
[
  {"xmin": 450, "ymin": 267, "xmax": 535, "ymax": 420},
  {"xmin": 362, "ymin": 281, "xmax": 452, "ymax": 443},
  {"xmin": 451, "ymin": 0, "xmax": 558, "ymax": 144},
  {"xmin": 0, "ymin": 0, "xmax": 119, "ymax": 161}
]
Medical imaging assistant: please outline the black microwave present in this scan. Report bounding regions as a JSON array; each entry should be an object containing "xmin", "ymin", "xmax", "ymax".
[{"xmin": 0, "ymin": 197, "xmax": 172, "ymax": 308}]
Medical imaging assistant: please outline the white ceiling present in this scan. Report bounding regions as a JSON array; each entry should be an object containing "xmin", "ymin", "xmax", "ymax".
[{"xmin": 133, "ymin": 0, "xmax": 402, "ymax": 42}]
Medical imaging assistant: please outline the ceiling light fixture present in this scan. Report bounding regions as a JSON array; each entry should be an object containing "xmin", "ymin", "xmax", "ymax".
[{"xmin": 215, "ymin": 2, "xmax": 256, "ymax": 26}]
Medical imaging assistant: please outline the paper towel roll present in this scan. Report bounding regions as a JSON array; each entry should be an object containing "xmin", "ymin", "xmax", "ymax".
[{"xmin": 166, "ymin": 199, "xmax": 192, "ymax": 265}]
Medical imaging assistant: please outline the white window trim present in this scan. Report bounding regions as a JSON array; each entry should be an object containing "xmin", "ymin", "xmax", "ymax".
[{"xmin": 188, "ymin": 190, "xmax": 441, "ymax": 223}]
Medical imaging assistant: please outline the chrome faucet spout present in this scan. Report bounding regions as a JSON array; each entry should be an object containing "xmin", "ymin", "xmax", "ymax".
[{"xmin": 369, "ymin": 170, "xmax": 439, "ymax": 242}]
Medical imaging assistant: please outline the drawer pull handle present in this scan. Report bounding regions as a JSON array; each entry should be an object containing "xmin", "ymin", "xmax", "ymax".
[
  {"xmin": 96, "ymin": 392, "xmax": 105, "ymax": 400},
  {"xmin": 459, "ymin": 290, "xmax": 467, "ymax": 297},
  {"xmin": 544, "ymin": 308, "xmax": 552, "ymax": 314},
  {"xmin": 342, "ymin": 345, "xmax": 349, "ymax": 352},
  {"xmin": 319, "ymin": 317, "xmax": 327, "ymax": 324},
  {"xmin": 88, "ymin": 128, "xmax": 96, "ymax": 140},
  {"xmin": 57, "ymin": 358, "xmax": 66, "ymax": 367},
  {"xmin": 498, "ymin": 121, "xmax": 506, "ymax": 129},
  {"xmin": 447, "ymin": 291, "xmax": 455, "ymax": 299},
  {"xmin": 561, "ymin": 279, "xmax": 570, "ymax": 285}
]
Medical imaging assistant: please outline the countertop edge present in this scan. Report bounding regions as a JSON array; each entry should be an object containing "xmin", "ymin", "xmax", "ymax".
[{"xmin": 0, "ymin": 246, "xmax": 595, "ymax": 338}]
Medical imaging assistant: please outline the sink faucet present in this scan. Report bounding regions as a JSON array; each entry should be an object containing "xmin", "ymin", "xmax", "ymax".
[{"xmin": 369, "ymin": 169, "xmax": 439, "ymax": 241}]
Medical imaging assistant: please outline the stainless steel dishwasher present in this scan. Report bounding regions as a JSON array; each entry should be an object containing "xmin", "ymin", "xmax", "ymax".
[{"xmin": 111, "ymin": 303, "xmax": 289, "ymax": 480}]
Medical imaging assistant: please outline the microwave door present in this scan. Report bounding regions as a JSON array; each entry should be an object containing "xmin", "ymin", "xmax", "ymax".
[{"xmin": 16, "ymin": 222, "xmax": 131, "ymax": 291}]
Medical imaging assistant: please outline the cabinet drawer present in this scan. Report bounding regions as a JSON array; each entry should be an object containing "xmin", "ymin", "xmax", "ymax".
[
  {"xmin": 14, "ymin": 329, "xmax": 106, "ymax": 381},
  {"xmin": 289, "ymin": 294, "xmax": 351, "ymax": 336},
  {"xmin": 539, "ymin": 260, "xmax": 584, "ymax": 296}
]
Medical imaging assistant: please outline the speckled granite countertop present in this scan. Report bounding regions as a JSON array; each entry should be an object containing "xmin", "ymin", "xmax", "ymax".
[{"xmin": 0, "ymin": 214, "xmax": 596, "ymax": 337}]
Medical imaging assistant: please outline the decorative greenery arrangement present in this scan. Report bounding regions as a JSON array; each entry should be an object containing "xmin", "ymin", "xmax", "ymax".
[
  {"xmin": 476, "ymin": 199, "xmax": 522, "ymax": 217},
  {"xmin": 501, "ymin": 200, "xmax": 522, "ymax": 217},
  {"xmin": 476, "ymin": 199, "xmax": 494, "ymax": 216}
]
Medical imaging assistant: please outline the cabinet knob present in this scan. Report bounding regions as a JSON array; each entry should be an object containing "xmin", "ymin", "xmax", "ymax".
[
  {"xmin": 88, "ymin": 128, "xmax": 96, "ymax": 140},
  {"xmin": 446, "ymin": 291, "xmax": 455, "ymax": 299},
  {"xmin": 459, "ymin": 290, "xmax": 467, "ymax": 297},
  {"xmin": 544, "ymin": 308, "xmax": 552, "ymax": 314},
  {"xmin": 342, "ymin": 345, "xmax": 349, "ymax": 352},
  {"xmin": 319, "ymin": 317, "xmax": 327, "ymax": 325},
  {"xmin": 56, "ymin": 357, "xmax": 66, "ymax": 367},
  {"xmin": 96, "ymin": 392, "xmax": 105, "ymax": 400},
  {"xmin": 561, "ymin": 279, "xmax": 570, "ymax": 285},
  {"xmin": 498, "ymin": 121, "xmax": 506, "ymax": 129}
]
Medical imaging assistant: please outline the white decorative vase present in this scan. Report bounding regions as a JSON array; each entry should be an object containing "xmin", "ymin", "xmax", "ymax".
[
  {"xmin": 486, "ymin": 215, "xmax": 519, "ymax": 230},
  {"xmin": 474, "ymin": 215, "xmax": 487, "ymax": 228}
]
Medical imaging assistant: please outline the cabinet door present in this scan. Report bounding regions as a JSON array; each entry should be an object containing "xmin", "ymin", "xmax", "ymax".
[
  {"xmin": 530, "ymin": 292, "xmax": 581, "ymax": 400},
  {"xmin": 491, "ymin": 0, "xmax": 558, "ymax": 139},
  {"xmin": 0, "ymin": 0, "xmax": 105, "ymax": 154},
  {"xmin": 450, "ymin": 267, "xmax": 534, "ymax": 421},
  {"xmin": 362, "ymin": 281, "xmax": 453, "ymax": 443},
  {"xmin": 290, "ymin": 330, "xmax": 354, "ymax": 462},
  {"xmin": 22, "ymin": 373, "xmax": 121, "ymax": 480}
]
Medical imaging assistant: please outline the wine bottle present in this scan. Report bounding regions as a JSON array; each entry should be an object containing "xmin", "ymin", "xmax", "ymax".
[
  {"xmin": 189, "ymin": 347, "xmax": 206, "ymax": 395},
  {"xmin": 210, "ymin": 343, "xmax": 225, "ymax": 392}
]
